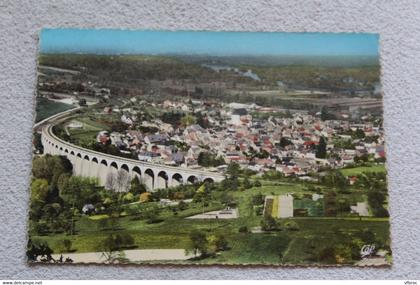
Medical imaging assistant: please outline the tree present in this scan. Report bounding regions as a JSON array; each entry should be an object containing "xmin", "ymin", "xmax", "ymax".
[
  {"xmin": 261, "ymin": 216, "xmax": 280, "ymax": 231},
  {"xmin": 316, "ymin": 136, "xmax": 327, "ymax": 159},
  {"xmin": 321, "ymin": 170, "xmax": 348, "ymax": 191},
  {"xmin": 324, "ymin": 191, "xmax": 337, "ymax": 217},
  {"xmin": 60, "ymin": 239, "xmax": 72, "ymax": 253},
  {"xmin": 32, "ymin": 155, "xmax": 73, "ymax": 187},
  {"xmin": 105, "ymin": 170, "xmax": 131, "ymax": 192},
  {"xmin": 334, "ymin": 244, "xmax": 353, "ymax": 264},
  {"xmin": 129, "ymin": 176, "xmax": 146, "ymax": 195},
  {"xmin": 337, "ymin": 198, "xmax": 350, "ymax": 214},
  {"xmin": 284, "ymin": 220, "xmax": 300, "ymax": 231},
  {"xmin": 197, "ymin": 152, "xmax": 224, "ymax": 167},
  {"xmin": 58, "ymin": 176, "xmax": 99, "ymax": 210},
  {"xmin": 181, "ymin": 114, "xmax": 197, "ymax": 127},
  {"xmin": 78, "ymin": 98, "xmax": 87, "ymax": 106},
  {"xmin": 209, "ymin": 234, "xmax": 229, "ymax": 252},
  {"xmin": 352, "ymin": 128, "xmax": 365, "ymax": 139},
  {"xmin": 317, "ymin": 246, "xmax": 336, "ymax": 264},
  {"xmin": 30, "ymin": 179, "xmax": 49, "ymax": 204},
  {"xmin": 243, "ymin": 177, "xmax": 252, "ymax": 189},
  {"xmin": 222, "ymin": 162, "xmax": 241, "ymax": 191},
  {"xmin": 26, "ymin": 239, "xmax": 53, "ymax": 262},
  {"xmin": 144, "ymin": 204, "xmax": 161, "ymax": 223},
  {"xmin": 251, "ymin": 193, "xmax": 264, "ymax": 206},
  {"xmin": 186, "ymin": 230, "xmax": 209, "ymax": 257},
  {"xmin": 110, "ymin": 121, "xmax": 128, "ymax": 133},
  {"xmin": 33, "ymin": 132, "xmax": 44, "ymax": 153},
  {"xmin": 367, "ymin": 190, "xmax": 388, "ymax": 217},
  {"xmin": 139, "ymin": 192, "xmax": 152, "ymax": 203},
  {"xmin": 226, "ymin": 162, "xmax": 241, "ymax": 179},
  {"xmin": 97, "ymin": 234, "xmax": 131, "ymax": 264},
  {"xmin": 279, "ymin": 137, "xmax": 292, "ymax": 148},
  {"xmin": 320, "ymin": 106, "xmax": 335, "ymax": 121},
  {"xmin": 122, "ymin": 192, "xmax": 134, "ymax": 203},
  {"xmin": 115, "ymin": 170, "xmax": 130, "ymax": 192},
  {"xmin": 105, "ymin": 172, "xmax": 117, "ymax": 191}
]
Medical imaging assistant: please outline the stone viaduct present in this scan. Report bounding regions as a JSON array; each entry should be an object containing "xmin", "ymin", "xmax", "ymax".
[{"xmin": 41, "ymin": 124, "xmax": 224, "ymax": 192}]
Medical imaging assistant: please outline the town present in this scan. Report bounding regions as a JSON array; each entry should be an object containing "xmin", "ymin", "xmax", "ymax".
[{"xmin": 89, "ymin": 99, "xmax": 385, "ymax": 178}]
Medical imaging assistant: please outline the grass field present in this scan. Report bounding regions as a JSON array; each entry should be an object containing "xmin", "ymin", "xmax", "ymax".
[
  {"xmin": 32, "ymin": 211, "xmax": 389, "ymax": 265},
  {"xmin": 35, "ymin": 97, "xmax": 75, "ymax": 122},
  {"xmin": 30, "ymin": 177, "xmax": 390, "ymax": 264},
  {"xmin": 66, "ymin": 117, "xmax": 110, "ymax": 144},
  {"xmin": 340, "ymin": 164, "xmax": 386, "ymax": 176}
]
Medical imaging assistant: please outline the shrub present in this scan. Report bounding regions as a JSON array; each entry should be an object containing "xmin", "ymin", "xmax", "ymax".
[
  {"xmin": 261, "ymin": 216, "xmax": 280, "ymax": 231},
  {"xmin": 251, "ymin": 193, "xmax": 264, "ymax": 206},
  {"xmin": 60, "ymin": 239, "xmax": 72, "ymax": 252},
  {"xmin": 139, "ymin": 192, "xmax": 151, "ymax": 203},
  {"xmin": 123, "ymin": 192, "xmax": 134, "ymax": 203},
  {"xmin": 254, "ymin": 205, "xmax": 264, "ymax": 216},
  {"xmin": 178, "ymin": 201, "xmax": 188, "ymax": 211},
  {"xmin": 238, "ymin": 226, "xmax": 248, "ymax": 233},
  {"xmin": 284, "ymin": 220, "xmax": 300, "ymax": 231}
]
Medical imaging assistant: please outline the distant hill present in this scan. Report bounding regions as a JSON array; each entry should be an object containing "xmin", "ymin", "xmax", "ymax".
[
  {"xmin": 173, "ymin": 54, "xmax": 379, "ymax": 68},
  {"xmin": 38, "ymin": 53, "xmax": 380, "ymax": 93}
]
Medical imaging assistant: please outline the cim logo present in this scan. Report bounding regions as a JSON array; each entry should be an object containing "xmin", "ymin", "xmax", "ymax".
[{"xmin": 360, "ymin": 244, "xmax": 376, "ymax": 258}]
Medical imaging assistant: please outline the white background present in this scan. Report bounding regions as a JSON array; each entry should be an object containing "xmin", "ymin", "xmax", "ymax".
[{"xmin": 0, "ymin": 0, "xmax": 419, "ymax": 279}]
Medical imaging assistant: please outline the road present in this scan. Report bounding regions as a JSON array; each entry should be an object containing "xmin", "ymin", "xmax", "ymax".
[{"xmin": 51, "ymin": 248, "xmax": 194, "ymax": 264}]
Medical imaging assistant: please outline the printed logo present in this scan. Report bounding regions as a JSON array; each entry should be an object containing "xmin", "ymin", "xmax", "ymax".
[{"xmin": 360, "ymin": 244, "xmax": 376, "ymax": 258}]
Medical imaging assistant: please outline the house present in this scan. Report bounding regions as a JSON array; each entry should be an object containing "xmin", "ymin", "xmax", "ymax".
[
  {"xmin": 103, "ymin": 106, "xmax": 112, "ymax": 114},
  {"xmin": 96, "ymin": 131, "xmax": 110, "ymax": 144},
  {"xmin": 350, "ymin": 202, "xmax": 369, "ymax": 216},
  {"xmin": 138, "ymin": 151, "xmax": 161, "ymax": 162},
  {"xmin": 82, "ymin": 204, "xmax": 95, "ymax": 215},
  {"xmin": 230, "ymin": 108, "xmax": 250, "ymax": 126},
  {"xmin": 172, "ymin": 152, "xmax": 185, "ymax": 165},
  {"xmin": 144, "ymin": 134, "xmax": 167, "ymax": 145}
]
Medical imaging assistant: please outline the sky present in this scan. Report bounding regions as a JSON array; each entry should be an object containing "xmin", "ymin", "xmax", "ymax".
[{"xmin": 40, "ymin": 29, "xmax": 379, "ymax": 57}]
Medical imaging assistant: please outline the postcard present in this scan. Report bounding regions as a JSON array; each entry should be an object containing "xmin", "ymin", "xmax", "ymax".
[{"xmin": 28, "ymin": 29, "xmax": 390, "ymax": 266}]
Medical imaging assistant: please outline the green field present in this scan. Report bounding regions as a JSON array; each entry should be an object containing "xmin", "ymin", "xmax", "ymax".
[
  {"xmin": 35, "ymin": 97, "xmax": 75, "ymax": 122},
  {"xmin": 32, "ymin": 215, "xmax": 389, "ymax": 265},
  {"xmin": 66, "ymin": 117, "xmax": 110, "ymax": 145},
  {"xmin": 340, "ymin": 164, "xmax": 386, "ymax": 176},
  {"xmin": 31, "ymin": 178, "xmax": 390, "ymax": 264}
]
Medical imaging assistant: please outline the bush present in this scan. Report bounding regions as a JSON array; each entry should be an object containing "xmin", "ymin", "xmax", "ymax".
[
  {"xmin": 123, "ymin": 192, "xmax": 134, "ymax": 203},
  {"xmin": 251, "ymin": 193, "xmax": 264, "ymax": 206},
  {"xmin": 284, "ymin": 220, "xmax": 300, "ymax": 231},
  {"xmin": 214, "ymin": 235, "xmax": 229, "ymax": 251},
  {"xmin": 178, "ymin": 201, "xmax": 188, "ymax": 211},
  {"xmin": 238, "ymin": 226, "xmax": 249, "ymax": 233},
  {"xmin": 31, "ymin": 220, "xmax": 50, "ymax": 235},
  {"xmin": 139, "ymin": 192, "xmax": 151, "ymax": 203},
  {"xmin": 317, "ymin": 246, "xmax": 336, "ymax": 264},
  {"xmin": 254, "ymin": 205, "xmax": 264, "ymax": 216},
  {"xmin": 117, "ymin": 233, "xmax": 135, "ymax": 249},
  {"xmin": 261, "ymin": 216, "xmax": 280, "ymax": 231},
  {"xmin": 60, "ymin": 239, "xmax": 72, "ymax": 252}
]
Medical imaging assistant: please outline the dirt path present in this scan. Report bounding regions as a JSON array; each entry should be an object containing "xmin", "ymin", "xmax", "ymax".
[{"xmin": 52, "ymin": 249, "xmax": 194, "ymax": 264}]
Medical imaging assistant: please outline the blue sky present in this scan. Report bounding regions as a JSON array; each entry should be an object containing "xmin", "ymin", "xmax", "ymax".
[{"xmin": 40, "ymin": 29, "xmax": 379, "ymax": 57}]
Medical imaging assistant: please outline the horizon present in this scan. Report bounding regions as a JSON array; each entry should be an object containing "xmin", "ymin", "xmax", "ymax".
[{"xmin": 40, "ymin": 29, "xmax": 379, "ymax": 58}]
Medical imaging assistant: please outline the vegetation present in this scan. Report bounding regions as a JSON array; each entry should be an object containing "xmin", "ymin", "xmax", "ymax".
[
  {"xmin": 35, "ymin": 97, "xmax": 75, "ymax": 122},
  {"xmin": 197, "ymin": 152, "xmax": 225, "ymax": 167}
]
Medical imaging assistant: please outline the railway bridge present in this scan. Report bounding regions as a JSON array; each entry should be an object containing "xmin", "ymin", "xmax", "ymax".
[{"xmin": 41, "ymin": 124, "xmax": 224, "ymax": 191}]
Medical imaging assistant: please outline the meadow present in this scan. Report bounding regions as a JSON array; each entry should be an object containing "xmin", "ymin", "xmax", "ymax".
[{"xmin": 31, "ymin": 177, "xmax": 390, "ymax": 265}]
